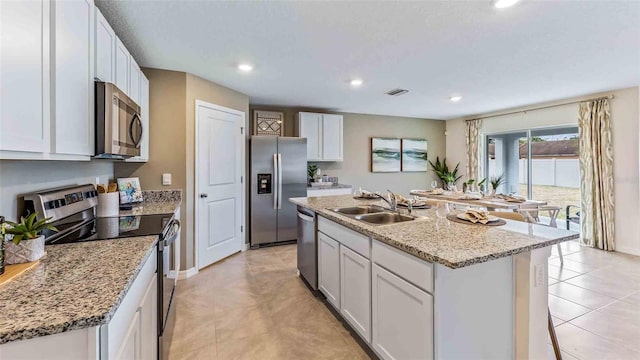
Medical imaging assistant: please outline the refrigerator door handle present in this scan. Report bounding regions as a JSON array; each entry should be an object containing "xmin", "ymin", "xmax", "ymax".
[
  {"xmin": 273, "ymin": 153, "xmax": 278, "ymax": 210},
  {"xmin": 277, "ymin": 153, "xmax": 283, "ymax": 209}
]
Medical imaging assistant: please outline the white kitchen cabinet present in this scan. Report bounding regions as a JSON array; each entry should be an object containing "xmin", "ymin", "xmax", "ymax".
[
  {"xmin": 318, "ymin": 232, "xmax": 341, "ymax": 309},
  {"xmin": 340, "ymin": 245, "xmax": 371, "ymax": 343},
  {"xmin": 372, "ymin": 264, "xmax": 433, "ymax": 360},
  {"xmin": 0, "ymin": 0, "xmax": 51, "ymax": 154},
  {"xmin": 139, "ymin": 269, "xmax": 158, "ymax": 360},
  {"xmin": 321, "ymin": 114, "xmax": 343, "ymax": 161},
  {"xmin": 115, "ymin": 309, "xmax": 141, "ymax": 360},
  {"xmin": 297, "ymin": 112, "xmax": 343, "ymax": 162},
  {"xmin": 127, "ymin": 73, "xmax": 149, "ymax": 162},
  {"xmin": 115, "ymin": 38, "xmax": 130, "ymax": 94},
  {"xmin": 94, "ymin": 8, "xmax": 116, "ymax": 82},
  {"xmin": 129, "ymin": 59, "xmax": 141, "ymax": 104},
  {"xmin": 52, "ymin": 0, "xmax": 94, "ymax": 156}
]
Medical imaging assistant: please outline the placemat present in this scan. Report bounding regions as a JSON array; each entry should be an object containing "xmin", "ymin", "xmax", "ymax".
[{"xmin": 446, "ymin": 214, "xmax": 506, "ymax": 226}]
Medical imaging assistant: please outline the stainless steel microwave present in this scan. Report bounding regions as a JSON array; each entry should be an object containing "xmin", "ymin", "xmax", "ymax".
[{"xmin": 95, "ymin": 81, "xmax": 142, "ymax": 159}]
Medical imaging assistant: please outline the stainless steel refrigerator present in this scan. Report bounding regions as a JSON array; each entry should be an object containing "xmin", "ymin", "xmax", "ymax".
[{"xmin": 250, "ymin": 136, "xmax": 307, "ymax": 246}]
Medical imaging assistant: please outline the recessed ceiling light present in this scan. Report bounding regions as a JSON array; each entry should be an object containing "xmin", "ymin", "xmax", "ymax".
[
  {"xmin": 492, "ymin": 0, "xmax": 520, "ymax": 9},
  {"xmin": 237, "ymin": 63, "xmax": 253, "ymax": 72},
  {"xmin": 350, "ymin": 79, "xmax": 363, "ymax": 87},
  {"xmin": 450, "ymin": 95, "xmax": 463, "ymax": 103}
]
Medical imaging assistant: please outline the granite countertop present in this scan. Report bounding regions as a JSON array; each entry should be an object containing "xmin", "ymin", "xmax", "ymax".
[
  {"xmin": 0, "ymin": 236, "xmax": 158, "ymax": 344},
  {"xmin": 118, "ymin": 190, "xmax": 182, "ymax": 216},
  {"xmin": 307, "ymin": 183, "xmax": 353, "ymax": 190},
  {"xmin": 290, "ymin": 195, "xmax": 579, "ymax": 269}
]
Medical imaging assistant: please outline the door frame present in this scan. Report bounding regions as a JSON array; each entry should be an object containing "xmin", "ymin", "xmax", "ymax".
[{"xmin": 194, "ymin": 99, "xmax": 247, "ymax": 270}]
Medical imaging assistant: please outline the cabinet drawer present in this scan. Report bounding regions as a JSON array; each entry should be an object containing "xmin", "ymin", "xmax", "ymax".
[
  {"xmin": 318, "ymin": 216, "xmax": 370, "ymax": 259},
  {"xmin": 372, "ymin": 240, "xmax": 433, "ymax": 293}
]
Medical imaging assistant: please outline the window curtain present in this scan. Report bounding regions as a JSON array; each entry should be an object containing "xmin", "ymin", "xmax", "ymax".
[
  {"xmin": 578, "ymin": 98, "xmax": 615, "ymax": 250},
  {"xmin": 465, "ymin": 119, "xmax": 482, "ymax": 181}
]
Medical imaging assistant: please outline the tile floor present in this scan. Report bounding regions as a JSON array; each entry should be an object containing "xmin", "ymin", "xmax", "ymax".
[
  {"xmin": 548, "ymin": 240, "xmax": 640, "ymax": 359},
  {"xmin": 168, "ymin": 240, "xmax": 640, "ymax": 360}
]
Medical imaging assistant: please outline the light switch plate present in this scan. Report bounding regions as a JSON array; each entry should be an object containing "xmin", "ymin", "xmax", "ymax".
[{"xmin": 162, "ymin": 173, "xmax": 172, "ymax": 186}]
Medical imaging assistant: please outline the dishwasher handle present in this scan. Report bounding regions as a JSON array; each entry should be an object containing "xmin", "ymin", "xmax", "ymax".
[{"xmin": 297, "ymin": 212, "xmax": 314, "ymax": 222}]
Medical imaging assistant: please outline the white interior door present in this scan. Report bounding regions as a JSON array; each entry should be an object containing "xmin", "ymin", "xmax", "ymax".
[{"xmin": 196, "ymin": 102, "xmax": 244, "ymax": 269}]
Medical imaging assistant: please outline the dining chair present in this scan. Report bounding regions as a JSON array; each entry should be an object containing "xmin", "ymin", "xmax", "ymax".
[{"xmin": 517, "ymin": 205, "xmax": 564, "ymax": 265}]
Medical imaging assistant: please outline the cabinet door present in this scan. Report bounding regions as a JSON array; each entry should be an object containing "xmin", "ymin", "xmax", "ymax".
[
  {"xmin": 129, "ymin": 59, "xmax": 141, "ymax": 104},
  {"xmin": 126, "ymin": 73, "xmax": 148, "ymax": 163},
  {"xmin": 318, "ymin": 232, "xmax": 340, "ymax": 309},
  {"xmin": 298, "ymin": 112, "xmax": 322, "ymax": 161},
  {"xmin": 95, "ymin": 8, "xmax": 115, "ymax": 82},
  {"xmin": 139, "ymin": 274, "xmax": 157, "ymax": 360},
  {"xmin": 115, "ymin": 38, "xmax": 130, "ymax": 94},
  {"xmin": 321, "ymin": 114, "xmax": 343, "ymax": 161},
  {"xmin": 0, "ymin": 0, "xmax": 50, "ymax": 153},
  {"xmin": 53, "ymin": 0, "xmax": 94, "ymax": 156},
  {"xmin": 372, "ymin": 264, "xmax": 433, "ymax": 360},
  {"xmin": 340, "ymin": 245, "xmax": 371, "ymax": 342},
  {"xmin": 115, "ymin": 309, "xmax": 141, "ymax": 360}
]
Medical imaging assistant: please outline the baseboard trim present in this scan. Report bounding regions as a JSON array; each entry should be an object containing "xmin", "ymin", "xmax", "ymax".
[
  {"xmin": 242, "ymin": 242, "xmax": 249, "ymax": 251},
  {"xmin": 616, "ymin": 245, "xmax": 640, "ymax": 257},
  {"xmin": 168, "ymin": 267, "xmax": 199, "ymax": 280}
]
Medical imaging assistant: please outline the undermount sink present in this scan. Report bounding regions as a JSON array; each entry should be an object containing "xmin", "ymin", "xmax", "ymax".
[
  {"xmin": 330, "ymin": 206, "xmax": 385, "ymax": 215},
  {"xmin": 354, "ymin": 212, "xmax": 415, "ymax": 225}
]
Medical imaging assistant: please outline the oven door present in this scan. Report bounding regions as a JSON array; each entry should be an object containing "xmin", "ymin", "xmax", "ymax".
[
  {"xmin": 110, "ymin": 90, "xmax": 142, "ymax": 157},
  {"xmin": 159, "ymin": 219, "xmax": 180, "ymax": 359}
]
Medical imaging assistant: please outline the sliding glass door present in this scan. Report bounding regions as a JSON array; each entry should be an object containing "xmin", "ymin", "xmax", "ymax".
[{"xmin": 485, "ymin": 126, "xmax": 580, "ymax": 220}]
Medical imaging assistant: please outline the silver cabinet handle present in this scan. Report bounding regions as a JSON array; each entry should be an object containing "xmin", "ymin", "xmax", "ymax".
[
  {"xmin": 200, "ymin": 193, "xmax": 208, "ymax": 198},
  {"xmin": 273, "ymin": 153, "xmax": 278, "ymax": 210}
]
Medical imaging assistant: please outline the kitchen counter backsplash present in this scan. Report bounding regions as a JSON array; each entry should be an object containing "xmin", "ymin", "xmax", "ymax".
[{"xmin": 141, "ymin": 190, "xmax": 182, "ymax": 203}]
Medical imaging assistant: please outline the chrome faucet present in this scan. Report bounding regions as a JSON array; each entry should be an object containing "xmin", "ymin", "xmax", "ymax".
[{"xmin": 375, "ymin": 190, "xmax": 398, "ymax": 212}]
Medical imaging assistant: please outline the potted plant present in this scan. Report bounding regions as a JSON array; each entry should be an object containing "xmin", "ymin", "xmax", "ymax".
[
  {"xmin": 3, "ymin": 213, "xmax": 57, "ymax": 264},
  {"xmin": 489, "ymin": 174, "xmax": 506, "ymax": 196},
  {"xmin": 307, "ymin": 164, "xmax": 318, "ymax": 185},
  {"xmin": 428, "ymin": 156, "xmax": 463, "ymax": 189}
]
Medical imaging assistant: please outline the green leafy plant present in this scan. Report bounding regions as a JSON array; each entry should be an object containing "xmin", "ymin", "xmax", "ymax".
[
  {"xmin": 307, "ymin": 164, "xmax": 318, "ymax": 181},
  {"xmin": 428, "ymin": 157, "xmax": 463, "ymax": 187},
  {"xmin": 477, "ymin": 178, "xmax": 487, "ymax": 188},
  {"xmin": 490, "ymin": 174, "xmax": 506, "ymax": 191},
  {"xmin": 3, "ymin": 213, "xmax": 58, "ymax": 245}
]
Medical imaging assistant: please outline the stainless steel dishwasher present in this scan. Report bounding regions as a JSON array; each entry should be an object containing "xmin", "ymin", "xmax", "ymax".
[{"xmin": 297, "ymin": 206, "xmax": 317, "ymax": 290}]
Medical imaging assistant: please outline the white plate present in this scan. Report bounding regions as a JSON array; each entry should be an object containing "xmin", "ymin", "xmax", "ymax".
[{"xmin": 456, "ymin": 214, "xmax": 500, "ymax": 223}]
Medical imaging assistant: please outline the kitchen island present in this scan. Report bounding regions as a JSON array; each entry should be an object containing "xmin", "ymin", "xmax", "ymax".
[{"xmin": 290, "ymin": 195, "xmax": 579, "ymax": 360}]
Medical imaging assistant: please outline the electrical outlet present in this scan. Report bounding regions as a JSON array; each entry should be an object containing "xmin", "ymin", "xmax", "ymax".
[{"xmin": 162, "ymin": 173, "xmax": 172, "ymax": 186}]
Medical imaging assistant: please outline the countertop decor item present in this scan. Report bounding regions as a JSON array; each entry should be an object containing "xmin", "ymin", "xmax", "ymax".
[
  {"xmin": 489, "ymin": 174, "xmax": 506, "ymax": 195},
  {"xmin": 3, "ymin": 213, "xmax": 57, "ymax": 264},
  {"xmin": 428, "ymin": 156, "xmax": 462, "ymax": 188},
  {"xmin": 97, "ymin": 182, "xmax": 120, "ymax": 217},
  {"xmin": 401, "ymin": 138, "xmax": 428, "ymax": 172},
  {"xmin": 117, "ymin": 177, "xmax": 143, "ymax": 204},
  {"xmin": 371, "ymin": 137, "xmax": 401, "ymax": 172},
  {"xmin": 307, "ymin": 164, "xmax": 318, "ymax": 183}
]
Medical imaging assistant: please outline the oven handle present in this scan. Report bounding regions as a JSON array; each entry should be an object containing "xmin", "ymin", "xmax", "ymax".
[{"xmin": 163, "ymin": 219, "xmax": 181, "ymax": 247}]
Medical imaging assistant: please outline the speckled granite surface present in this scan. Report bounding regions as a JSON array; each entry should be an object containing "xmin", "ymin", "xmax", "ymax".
[
  {"xmin": 119, "ymin": 190, "xmax": 182, "ymax": 216},
  {"xmin": 0, "ymin": 236, "xmax": 158, "ymax": 344},
  {"xmin": 290, "ymin": 195, "xmax": 579, "ymax": 269},
  {"xmin": 307, "ymin": 183, "xmax": 353, "ymax": 190}
]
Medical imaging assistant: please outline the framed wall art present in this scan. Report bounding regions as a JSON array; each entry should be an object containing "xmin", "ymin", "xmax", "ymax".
[
  {"xmin": 401, "ymin": 138, "xmax": 428, "ymax": 172},
  {"xmin": 371, "ymin": 137, "xmax": 401, "ymax": 172}
]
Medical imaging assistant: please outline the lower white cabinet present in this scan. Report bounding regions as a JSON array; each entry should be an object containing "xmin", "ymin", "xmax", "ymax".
[
  {"xmin": 139, "ymin": 270, "xmax": 158, "ymax": 360},
  {"xmin": 115, "ymin": 309, "xmax": 141, "ymax": 360},
  {"xmin": 318, "ymin": 232, "xmax": 341, "ymax": 309},
  {"xmin": 340, "ymin": 245, "xmax": 371, "ymax": 342},
  {"xmin": 372, "ymin": 264, "xmax": 434, "ymax": 360}
]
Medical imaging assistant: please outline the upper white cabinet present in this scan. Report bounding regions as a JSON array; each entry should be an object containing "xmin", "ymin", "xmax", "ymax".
[
  {"xmin": 115, "ymin": 38, "xmax": 130, "ymax": 94},
  {"xmin": 52, "ymin": 0, "xmax": 94, "ymax": 156},
  {"xmin": 0, "ymin": 0, "xmax": 51, "ymax": 153},
  {"xmin": 129, "ymin": 59, "xmax": 141, "ymax": 104},
  {"xmin": 95, "ymin": 8, "xmax": 116, "ymax": 82},
  {"xmin": 297, "ymin": 112, "xmax": 343, "ymax": 162},
  {"xmin": 127, "ymin": 73, "xmax": 149, "ymax": 163}
]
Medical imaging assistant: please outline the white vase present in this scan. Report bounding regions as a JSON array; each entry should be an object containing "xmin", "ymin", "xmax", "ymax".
[{"xmin": 5, "ymin": 235, "xmax": 45, "ymax": 264}]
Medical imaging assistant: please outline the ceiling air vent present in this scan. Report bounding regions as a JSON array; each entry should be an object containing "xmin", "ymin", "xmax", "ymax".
[{"xmin": 385, "ymin": 88, "xmax": 409, "ymax": 96}]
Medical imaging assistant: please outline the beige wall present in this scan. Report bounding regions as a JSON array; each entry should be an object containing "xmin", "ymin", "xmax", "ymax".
[
  {"xmin": 445, "ymin": 86, "xmax": 640, "ymax": 256},
  {"xmin": 116, "ymin": 69, "xmax": 250, "ymax": 270},
  {"xmin": 0, "ymin": 160, "xmax": 113, "ymax": 220},
  {"xmin": 249, "ymin": 105, "xmax": 446, "ymax": 195}
]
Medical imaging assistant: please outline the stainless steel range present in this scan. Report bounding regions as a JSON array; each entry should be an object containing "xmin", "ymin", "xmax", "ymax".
[{"xmin": 23, "ymin": 184, "xmax": 180, "ymax": 359}]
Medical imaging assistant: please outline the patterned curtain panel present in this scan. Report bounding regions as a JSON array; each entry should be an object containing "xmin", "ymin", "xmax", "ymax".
[
  {"xmin": 578, "ymin": 98, "xmax": 615, "ymax": 250},
  {"xmin": 465, "ymin": 119, "xmax": 482, "ymax": 181}
]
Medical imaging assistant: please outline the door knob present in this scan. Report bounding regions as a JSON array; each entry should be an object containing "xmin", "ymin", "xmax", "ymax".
[{"xmin": 200, "ymin": 193, "xmax": 208, "ymax": 198}]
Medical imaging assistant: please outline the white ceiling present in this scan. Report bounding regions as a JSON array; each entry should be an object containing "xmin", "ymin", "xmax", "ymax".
[{"xmin": 96, "ymin": 1, "xmax": 640, "ymax": 120}]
